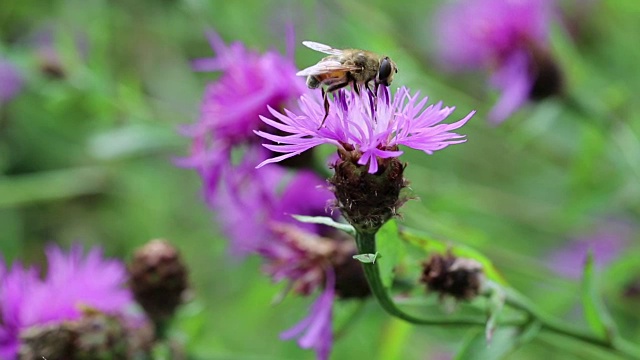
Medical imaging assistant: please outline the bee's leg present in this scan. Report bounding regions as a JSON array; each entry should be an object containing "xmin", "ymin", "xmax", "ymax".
[
  {"xmin": 368, "ymin": 82, "xmax": 380, "ymax": 117},
  {"xmin": 318, "ymin": 82, "xmax": 349, "ymax": 129},
  {"xmin": 352, "ymin": 78, "xmax": 361, "ymax": 96},
  {"xmin": 320, "ymin": 89, "xmax": 330, "ymax": 129},
  {"xmin": 365, "ymin": 80, "xmax": 376, "ymax": 99}
]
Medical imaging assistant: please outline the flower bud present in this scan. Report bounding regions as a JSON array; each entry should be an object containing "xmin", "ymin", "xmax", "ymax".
[
  {"xmin": 129, "ymin": 239, "xmax": 189, "ymax": 324},
  {"xmin": 420, "ymin": 252, "xmax": 484, "ymax": 300}
]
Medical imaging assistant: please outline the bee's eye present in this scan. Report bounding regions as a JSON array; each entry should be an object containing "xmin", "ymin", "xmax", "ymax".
[{"xmin": 378, "ymin": 57, "xmax": 392, "ymax": 84}]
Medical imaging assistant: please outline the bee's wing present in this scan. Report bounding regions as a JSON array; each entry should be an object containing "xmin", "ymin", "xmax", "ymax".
[
  {"xmin": 296, "ymin": 60, "xmax": 361, "ymax": 76},
  {"xmin": 301, "ymin": 41, "xmax": 343, "ymax": 55}
]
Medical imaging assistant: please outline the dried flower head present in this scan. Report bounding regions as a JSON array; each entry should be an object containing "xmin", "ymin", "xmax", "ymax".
[{"xmin": 421, "ymin": 252, "xmax": 485, "ymax": 300}]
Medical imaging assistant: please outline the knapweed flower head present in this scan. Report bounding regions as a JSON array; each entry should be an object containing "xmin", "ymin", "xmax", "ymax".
[
  {"xmin": 0, "ymin": 58, "xmax": 24, "ymax": 104},
  {"xmin": 256, "ymin": 86, "xmax": 473, "ymax": 232},
  {"xmin": 256, "ymin": 86, "xmax": 473, "ymax": 173},
  {"xmin": 434, "ymin": 0, "xmax": 561, "ymax": 123},
  {"xmin": 0, "ymin": 244, "xmax": 134, "ymax": 359},
  {"xmin": 178, "ymin": 30, "xmax": 306, "ymax": 201}
]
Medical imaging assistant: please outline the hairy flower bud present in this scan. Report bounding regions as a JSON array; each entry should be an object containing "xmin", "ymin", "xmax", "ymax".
[
  {"xmin": 420, "ymin": 252, "xmax": 484, "ymax": 300},
  {"xmin": 129, "ymin": 239, "xmax": 189, "ymax": 324}
]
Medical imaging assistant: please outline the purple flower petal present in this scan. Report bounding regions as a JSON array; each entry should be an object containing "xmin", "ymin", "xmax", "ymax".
[
  {"xmin": 256, "ymin": 86, "xmax": 474, "ymax": 173},
  {"xmin": 0, "ymin": 245, "xmax": 134, "ymax": 360},
  {"xmin": 280, "ymin": 269, "xmax": 335, "ymax": 360}
]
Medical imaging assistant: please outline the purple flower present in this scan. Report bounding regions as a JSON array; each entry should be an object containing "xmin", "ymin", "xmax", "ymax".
[
  {"xmin": 255, "ymin": 86, "xmax": 474, "ymax": 173},
  {"xmin": 280, "ymin": 269, "xmax": 335, "ymax": 360},
  {"xmin": 212, "ymin": 148, "xmax": 335, "ymax": 257},
  {"xmin": 434, "ymin": 0, "xmax": 557, "ymax": 123},
  {"xmin": 260, "ymin": 223, "xmax": 337, "ymax": 296},
  {"xmin": 0, "ymin": 58, "xmax": 24, "ymax": 103},
  {"xmin": 547, "ymin": 220, "xmax": 632, "ymax": 279},
  {"xmin": 178, "ymin": 30, "xmax": 306, "ymax": 201},
  {"xmin": 0, "ymin": 263, "xmax": 39, "ymax": 359},
  {"xmin": 0, "ymin": 244, "xmax": 134, "ymax": 359}
]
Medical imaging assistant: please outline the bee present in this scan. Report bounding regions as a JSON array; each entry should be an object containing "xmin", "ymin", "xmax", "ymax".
[{"xmin": 296, "ymin": 41, "xmax": 398, "ymax": 127}]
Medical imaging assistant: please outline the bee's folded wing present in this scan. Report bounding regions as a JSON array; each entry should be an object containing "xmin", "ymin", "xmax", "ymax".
[
  {"xmin": 301, "ymin": 41, "xmax": 343, "ymax": 55},
  {"xmin": 296, "ymin": 61, "xmax": 360, "ymax": 76}
]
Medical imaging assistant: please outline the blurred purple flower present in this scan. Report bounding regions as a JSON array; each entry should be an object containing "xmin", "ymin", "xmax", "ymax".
[
  {"xmin": 215, "ymin": 153, "xmax": 341, "ymax": 359},
  {"xmin": 178, "ymin": 30, "xmax": 306, "ymax": 201},
  {"xmin": 255, "ymin": 86, "xmax": 474, "ymax": 173},
  {"xmin": 434, "ymin": 0, "xmax": 556, "ymax": 123},
  {"xmin": 0, "ymin": 244, "xmax": 133, "ymax": 359},
  {"xmin": 280, "ymin": 269, "xmax": 335, "ymax": 360},
  {"xmin": 213, "ymin": 147, "xmax": 334, "ymax": 257},
  {"xmin": 548, "ymin": 220, "xmax": 632, "ymax": 279},
  {"xmin": 0, "ymin": 263, "xmax": 39, "ymax": 359},
  {"xmin": 260, "ymin": 222, "xmax": 337, "ymax": 296},
  {"xmin": 0, "ymin": 58, "xmax": 24, "ymax": 103}
]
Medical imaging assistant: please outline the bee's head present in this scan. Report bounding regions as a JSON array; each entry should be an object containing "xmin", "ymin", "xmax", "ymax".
[{"xmin": 376, "ymin": 57, "xmax": 397, "ymax": 87}]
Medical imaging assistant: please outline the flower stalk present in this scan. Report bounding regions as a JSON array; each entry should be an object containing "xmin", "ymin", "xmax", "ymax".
[
  {"xmin": 355, "ymin": 227, "xmax": 640, "ymax": 358},
  {"xmin": 355, "ymin": 231, "xmax": 493, "ymax": 327}
]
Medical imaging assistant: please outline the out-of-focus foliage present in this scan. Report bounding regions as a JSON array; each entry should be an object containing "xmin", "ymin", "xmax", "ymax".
[{"xmin": 1, "ymin": 0, "xmax": 639, "ymax": 359}]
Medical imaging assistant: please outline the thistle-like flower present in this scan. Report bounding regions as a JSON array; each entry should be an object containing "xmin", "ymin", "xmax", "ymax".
[
  {"xmin": 0, "ymin": 245, "xmax": 137, "ymax": 359},
  {"xmin": 256, "ymin": 87, "xmax": 473, "ymax": 232},
  {"xmin": 178, "ymin": 31, "xmax": 306, "ymax": 202},
  {"xmin": 256, "ymin": 86, "xmax": 473, "ymax": 173},
  {"xmin": 434, "ymin": 0, "xmax": 562, "ymax": 123}
]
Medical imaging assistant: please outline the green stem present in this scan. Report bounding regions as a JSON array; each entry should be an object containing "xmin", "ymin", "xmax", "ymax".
[
  {"xmin": 356, "ymin": 229, "xmax": 640, "ymax": 358},
  {"xmin": 503, "ymin": 287, "xmax": 640, "ymax": 358},
  {"xmin": 355, "ymin": 231, "xmax": 513, "ymax": 327}
]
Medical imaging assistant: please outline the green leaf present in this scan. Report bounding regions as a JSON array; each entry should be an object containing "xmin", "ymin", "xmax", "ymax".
[
  {"xmin": 376, "ymin": 219, "xmax": 405, "ymax": 288},
  {"xmin": 455, "ymin": 327, "xmax": 519, "ymax": 360},
  {"xmin": 290, "ymin": 215, "xmax": 356, "ymax": 235},
  {"xmin": 399, "ymin": 228, "xmax": 507, "ymax": 285},
  {"xmin": 581, "ymin": 250, "xmax": 617, "ymax": 341}
]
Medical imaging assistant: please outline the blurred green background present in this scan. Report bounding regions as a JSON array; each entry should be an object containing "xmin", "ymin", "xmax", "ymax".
[{"xmin": 1, "ymin": 0, "xmax": 639, "ymax": 359}]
